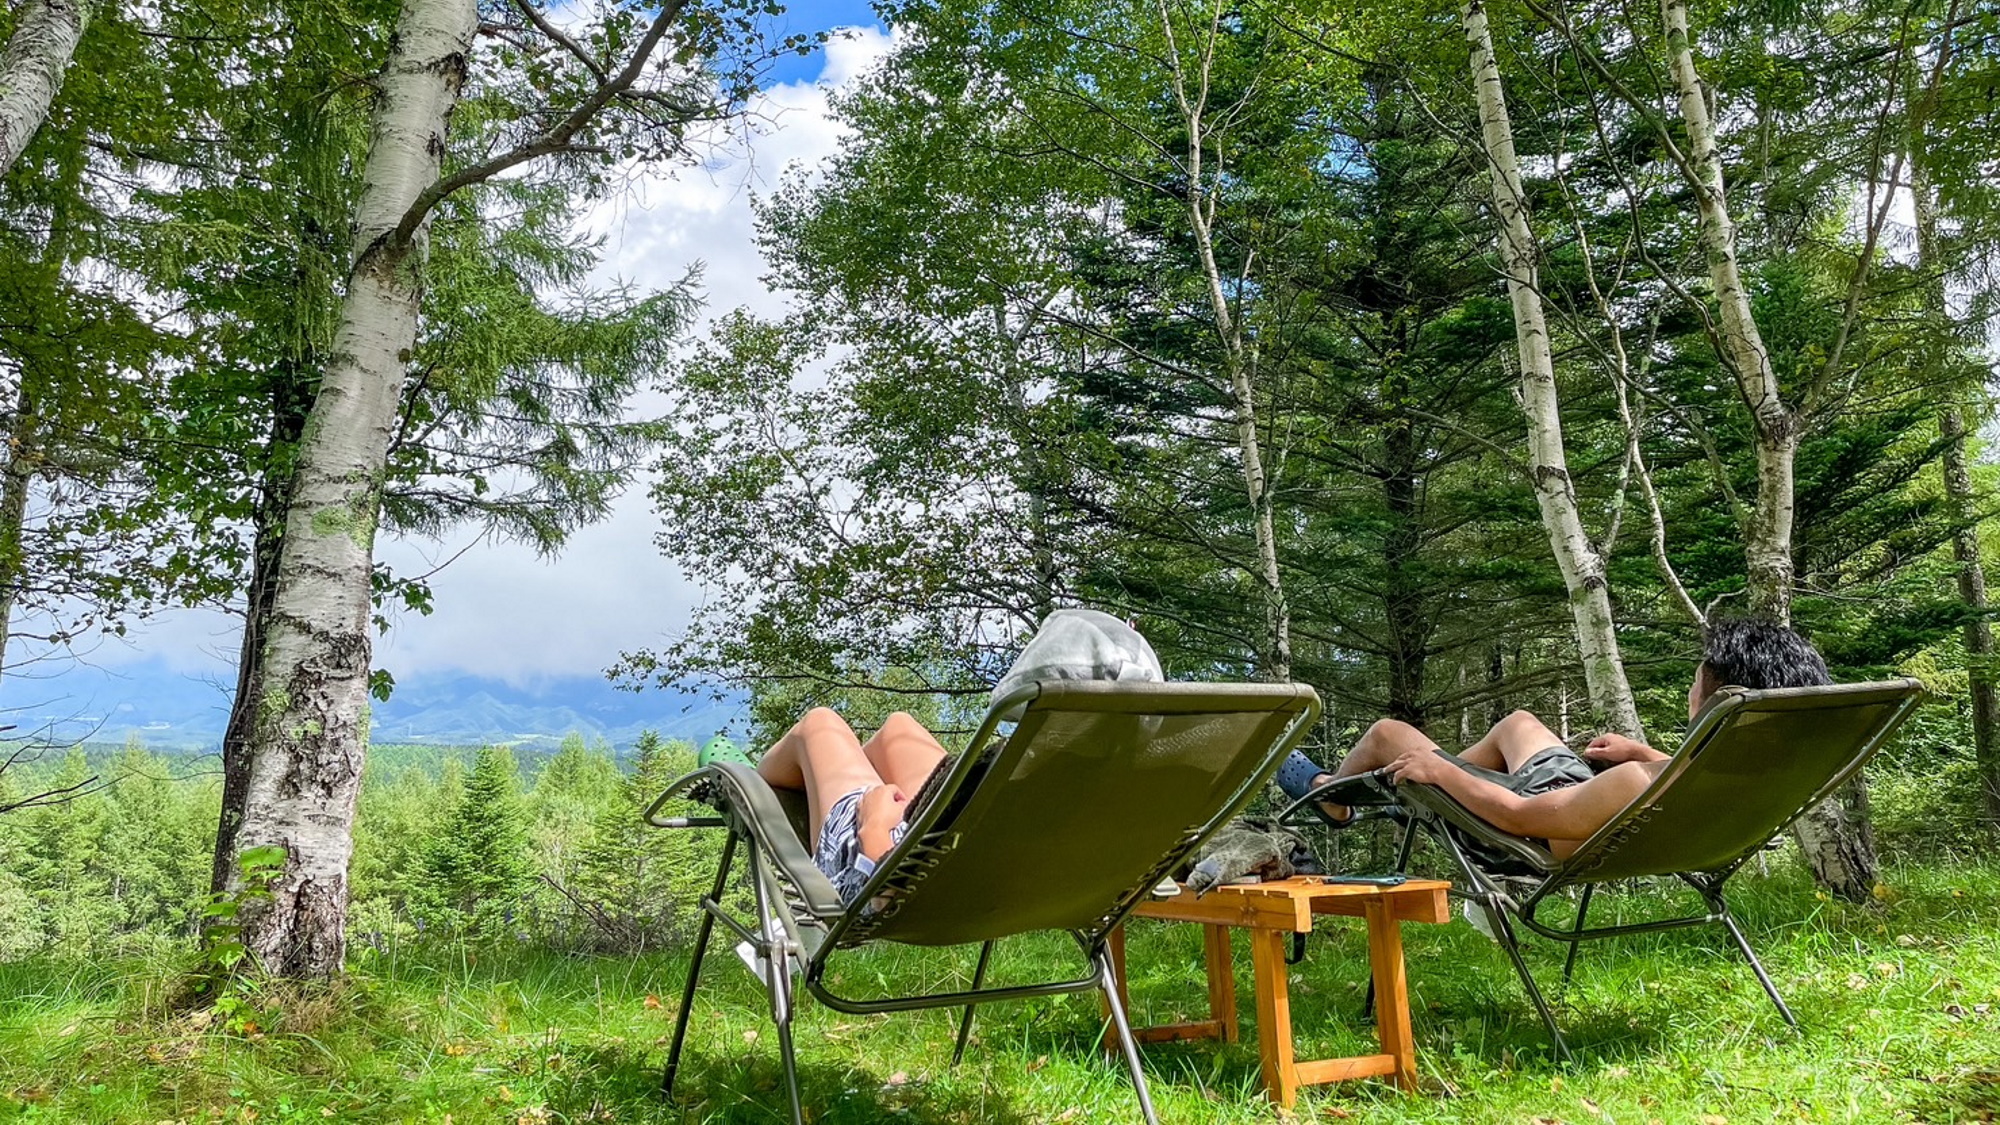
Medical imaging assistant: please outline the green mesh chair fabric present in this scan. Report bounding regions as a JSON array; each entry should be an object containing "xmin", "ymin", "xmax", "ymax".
[
  {"xmin": 644, "ymin": 679, "xmax": 1322, "ymax": 1125},
  {"xmin": 1374, "ymin": 678, "xmax": 1924, "ymax": 1061}
]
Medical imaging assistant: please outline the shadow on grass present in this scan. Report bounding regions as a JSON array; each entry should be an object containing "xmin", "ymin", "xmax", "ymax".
[{"xmin": 544, "ymin": 1041, "xmax": 1043, "ymax": 1124}]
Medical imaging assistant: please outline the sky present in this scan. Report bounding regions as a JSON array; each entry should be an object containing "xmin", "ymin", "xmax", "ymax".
[{"xmin": 77, "ymin": 1, "xmax": 896, "ymax": 693}]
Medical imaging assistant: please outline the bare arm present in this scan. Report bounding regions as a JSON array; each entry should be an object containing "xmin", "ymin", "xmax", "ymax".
[
  {"xmin": 1583, "ymin": 732, "xmax": 1669, "ymax": 765},
  {"xmin": 1386, "ymin": 751, "xmax": 1659, "ymax": 842}
]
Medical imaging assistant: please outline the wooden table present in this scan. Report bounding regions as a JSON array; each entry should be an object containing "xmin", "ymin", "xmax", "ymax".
[{"xmin": 1105, "ymin": 876, "xmax": 1451, "ymax": 1107}]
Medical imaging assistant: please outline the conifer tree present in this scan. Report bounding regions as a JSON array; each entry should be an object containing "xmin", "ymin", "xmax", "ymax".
[
  {"xmin": 569, "ymin": 732, "xmax": 702, "ymax": 951},
  {"xmin": 420, "ymin": 744, "xmax": 532, "ymax": 934}
]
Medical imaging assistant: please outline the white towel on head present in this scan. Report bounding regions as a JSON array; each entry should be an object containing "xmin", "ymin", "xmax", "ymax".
[{"xmin": 991, "ymin": 608, "xmax": 1163, "ymax": 720}]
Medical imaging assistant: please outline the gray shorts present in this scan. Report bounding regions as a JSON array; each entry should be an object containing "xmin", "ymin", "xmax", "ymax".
[
  {"xmin": 815, "ymin": 787, "xmax": 910, "ymax": 905},
  {"xmin": 1449, "ymin": 744, "xmax": 1595, "ymax": 798}
]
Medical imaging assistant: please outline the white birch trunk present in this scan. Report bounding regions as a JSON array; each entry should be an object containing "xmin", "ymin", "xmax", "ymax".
[
  {"xmin": 0, "ymin": 0, "xmax": 94, "ymax": 176},
  {"xmin": 1162, "ymin": 0, "xmax": 1292, "ymax": 682},
  {"xmin": 231, "ymin": 0, "xmax": 476, "ymax": 978},
  {"xmin": 1464, "ymin": 0, "xmax": 1640, "ymax": 736},
  {"xmin": 1660, "ymin": 0, "xmax": 1796, "ymax": 622},
  {"xmin": 1914, "ymin": 161, "xmax": 2000, "ymax": 827},
  {"xmin": 1661, "ymin": 0, "xmax": 1876, "ymax": 899}
]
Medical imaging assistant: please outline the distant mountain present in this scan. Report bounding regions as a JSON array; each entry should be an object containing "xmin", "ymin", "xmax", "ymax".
[{"xmin": 1, "ymin": 659, "xmax": 745, "ymax": 751}]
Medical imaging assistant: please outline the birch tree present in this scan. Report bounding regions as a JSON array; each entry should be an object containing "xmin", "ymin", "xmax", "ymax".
[
  {"xmin": 230, "ymin": 0, "xmax": 725, "ymax": 977},
  {"xmin": 1655, "ymin": 0, "xmax": 1905, "ymax": 900},
  {"xmin": 1158, "ymin": 0, "xmax": 1293, "ymax": 681},
  {"xmin": 1463, "ymin": 0, "xmax": 1640, "ymax": 735},
  {"xmin": 0, "ymin": 0, "xmax": 97, "ymax": 175}
]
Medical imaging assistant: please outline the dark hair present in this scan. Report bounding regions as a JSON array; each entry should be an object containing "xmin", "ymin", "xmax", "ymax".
[{"xmin": 1700, "ymin": 617, "xmax": 1831, "ymax": 690}]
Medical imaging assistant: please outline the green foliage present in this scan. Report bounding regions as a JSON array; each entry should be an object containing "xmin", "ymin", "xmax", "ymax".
[
  {"xmin": 565, "ymin": 731, "xmax": 712, "ymax": 951},
  {"xmin": 418, "ymin": 745, "xmax": 533, "ymax": 935}
]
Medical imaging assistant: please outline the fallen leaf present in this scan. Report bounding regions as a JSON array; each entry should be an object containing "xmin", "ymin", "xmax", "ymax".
[
  {"xmin": 1846, "ymin": 973, "xmax": 1870, "ymax": 990},
  {"xmin": 1581, "ymin": 1096, "xmax": 1603, "ymax": 1117},
  {"xmin": 643, "ymin": 995, "xmax": 663, "ymax": 1010},
  {"xmin": 1025, "ymin": 1055, "xmax": 1049, "ymax": 1074},
  {"xmin": 444, "ymin": 1042, "xmax": 471, "ymax": 1057},
  {"xmin": 1530, "ymin": 1117, "xmax": 1567, "ymax": 1125},
  {"xmin": 743, "ymin": 1030, "xmax": 759, "ymax": 1045},
  {"xmin": 1874, "ymin": 962, "xmax": 1900, "ymax": 977},
  {"xmin": 1700, "ymin": 1115, "xmax": 1728, "ymax": 1125},
  {"xmin": 886, "ymin": 1071, "xmax": 909, "ymax": 1086},
  {"xmin": 1895, "ymin": 934, "xmax": 1920, "ymax": 948}
]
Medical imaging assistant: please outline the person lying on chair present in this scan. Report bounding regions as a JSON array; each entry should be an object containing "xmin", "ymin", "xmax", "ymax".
[
  {"xmin": 743, "ymin": 609, "xmax": 1163, "ymax": 904},
  {"xmin": 1274, "ymin": 618, "xmax": 1831, "ymax": 859}
]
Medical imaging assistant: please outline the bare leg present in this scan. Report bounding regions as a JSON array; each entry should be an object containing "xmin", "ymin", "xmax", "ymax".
[
  {"xmin": 1310, "ymin": 719, "xmax": 1442, "ymax": 821},
  {"xmin": 1460, "ymin": 710, "xmax": 1564, "ymax": 772},
  {"xmin": 860, "ymin": 712, "xmax": 948, "ymax": 796},
  {"xmin": 756, "ymin": 708, "xmax": 882, "ymax": 849}
]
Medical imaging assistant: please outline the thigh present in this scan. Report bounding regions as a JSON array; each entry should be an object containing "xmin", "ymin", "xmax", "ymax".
[
  {"xmin": 1482, "ymin": 711, "xmax": 1568, "ymax": 774},
  {"xmin": 765, "ymin": 709, "xmax": 880, "ymax": 847},
  {"xmin": 860, "ymin": 712, "xmax": 948, "ymax": 795}
]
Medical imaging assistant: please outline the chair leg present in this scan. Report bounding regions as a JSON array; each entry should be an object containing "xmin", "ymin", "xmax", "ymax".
[
  {"xmin": 663, "ymin": 834, "xmax": 737, "ymax": 1096},
  {"xmin": 1093, "ymin": 943, "xmax": 1161, "ymax": 1125},
  {"xmin": 1715, "ymin": 898, "xmax": 1798, "ymax": 1029},
  {"xmin": 1560, "ymin": 884, "xmax": 1595, "ymax": 988},
  {"xmin": 1486, "ymin": 897, "xmax": 1571, "ymax": 1064},
  {"xmin": 952, "ymin": 941, "xmax": 995, "ymax": 1066},
  {"xmin": 749, "ymin": 851, "xmax": 805, "ymax": 1125}
]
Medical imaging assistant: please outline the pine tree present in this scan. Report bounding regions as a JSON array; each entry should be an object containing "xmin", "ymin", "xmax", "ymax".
[
  {"xmin": 420, "ymin": 744, "xmax": 532, "ymax": 935},
  {"xmin": 569, "ymin": 732, "xmax": 705, "ymax": 951}
]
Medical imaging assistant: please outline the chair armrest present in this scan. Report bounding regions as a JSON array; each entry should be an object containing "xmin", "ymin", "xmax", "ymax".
[
  {"xmin": 1397, "ymin": 782, "xmax": 1559, "ymax": 876},
  {"xmin": 648, "ymin": 762, "xmax": 847, "ymax": 919}
]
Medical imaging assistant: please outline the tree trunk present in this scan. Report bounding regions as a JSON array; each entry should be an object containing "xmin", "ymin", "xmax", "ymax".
[
  {"xmin": 229, "ymin": 0, "xmax": 475, "ymax": 979},
  {"xmin": 1464, "ymin": 0, "xmax": 1640, "ymax": 738},
  {"xmin": 1660, "ymin": 0, "xmax": 1797, "ymax": 622},
  {"xmin": 1383, "ymin": 406, "xmax": 1428, "ymax": 726},
  {"xmin": 1660, "ymin": 0, "xmax": 1876, "ymax": 899},
  {"xmin": 0, "ymin": 375, "xmax": 39, "ymax": 679},
  {"xmin": 1913, "ymin": 162, "xmax": 2000, "ymax": 828},
  {"xmin": 0, "ymin": 0, "xmax": 94, "ymax": 176},
  {"xmin": 1159, "ymin": 2, "xmax": 1292, "ymax": 683},
  {"xmin": 208, "ymin": 376, "xmax": 313, "ymax": 895}
]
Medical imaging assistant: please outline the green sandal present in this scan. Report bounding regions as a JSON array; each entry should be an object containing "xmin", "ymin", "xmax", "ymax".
[{"xmin": 698, "ymin": 735, "xmax": 753, "ymax": 768}]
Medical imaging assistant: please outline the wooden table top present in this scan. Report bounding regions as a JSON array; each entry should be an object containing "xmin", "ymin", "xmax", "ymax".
[{"xmin": 1131, "ymin": 876, "xmax": 1452, "ymax": 931}]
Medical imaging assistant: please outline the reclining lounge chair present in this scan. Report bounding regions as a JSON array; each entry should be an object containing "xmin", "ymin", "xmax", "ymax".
[
  {"xmin": 647, "ymin": 679, "xmax": 1322, "ymax": 1125},
  {"xmin": 1283, "ymin": 679, "xmax": 1924, "ymax": 1059}
]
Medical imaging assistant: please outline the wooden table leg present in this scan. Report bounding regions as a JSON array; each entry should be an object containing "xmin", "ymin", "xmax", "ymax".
[
  {"xmin": 1363, "ymin": 898, "xmax": 1418, "ymax": 1091},
  {"xmin": 1247, "ymin": 926, "xmax": 1299, "ymax": 1107},
  {"xmin": 1203, "ymin": 924, "xmax": 1238, "ymax": 1043}
]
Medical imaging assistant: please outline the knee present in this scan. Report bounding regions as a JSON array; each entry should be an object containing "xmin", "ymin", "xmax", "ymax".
[
  {"xmin": 794, "ymin": 707, "xmax": 851, "ymax": 736},
  {"xmin": 879, "ymin": 711, "xmax": 927, "ymax": 737},
  {"xmin": 1363, "ymin": 718, "xmax": 1419, "ymax": 744},
  {"xmin": 1496, "ymin": 709, "xmax": 1555, "ymax": 740}
]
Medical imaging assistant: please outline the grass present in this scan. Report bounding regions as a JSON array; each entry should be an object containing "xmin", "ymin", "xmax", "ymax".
[{"xmin": 2, "ymin": 862, "xmax": 1997, "ymax": 1124}]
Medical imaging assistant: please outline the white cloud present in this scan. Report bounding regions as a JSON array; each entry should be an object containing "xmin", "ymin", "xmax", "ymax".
[{"xmin": 73, "ymin": 23, "xmax": 896, "ymax": 689}]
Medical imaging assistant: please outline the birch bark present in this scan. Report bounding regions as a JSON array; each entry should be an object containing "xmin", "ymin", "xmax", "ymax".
[
  {"xmin": 1659, "ymin": 0, "xmax": 1796, "ymax": 622},
  {"xmin": 1463, "ymin": 0, "xmax": 1640, "ymax": 736},
  {"xmin": 1660, "ymin": 0, "xmax": 1878, "ymax": 900},
  {"xmin": 1160, "ymin": 0, "xmax": 1292, "ymax": 681},
  {"xmin": 0, "ymin": 0, "xmax": 95, "ymax": 176},
  {"xmin": 1914, "ymin": 162, "xmax": 2000, "ymax": 827},
  {"xmin": 231, "ymin": 0, "xmax": 476, "ymax": 978}
]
